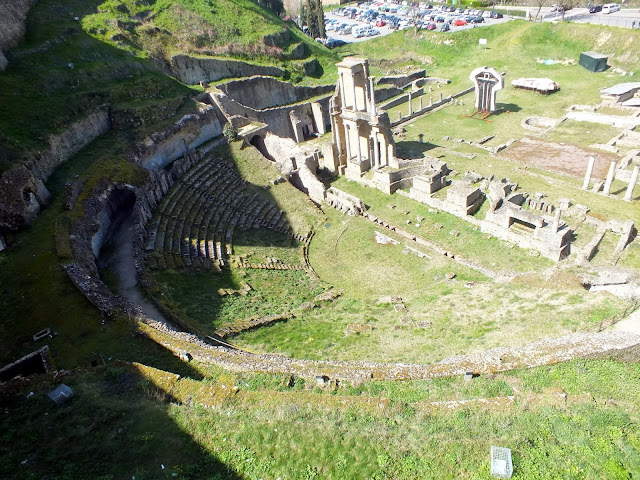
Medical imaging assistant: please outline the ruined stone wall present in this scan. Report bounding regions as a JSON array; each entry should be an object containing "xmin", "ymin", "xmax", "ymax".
[
  {"xmin": 128, "ymin": 104, "xmax": 224, "ymax": 170},
  {"xmin": 170, "ymin": 55, "xmax": 285, "ymax": 85},
  {"xmin": 262, "ymin": 133, "xmax": 326, "ymax": 204},
  {"xmin": 376, "ymin": 70, "xmax": 426, "ymax": 89},
  {"xmin": 218, "ymin": 77, "xmax": 334, "ymax": 110},
  {"xmin": 0, "ymin": 0, "xmax": 38, "ymax": 71},
  {"xmin": 0, "ymin": 109, "xmax": 110, "ymax": 231},
  {"xmin": 212, "ymin": 91, "xmax": 332, "ymax": 140}
]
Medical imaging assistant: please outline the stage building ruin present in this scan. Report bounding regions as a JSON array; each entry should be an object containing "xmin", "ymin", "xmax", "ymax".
[{"xmin": 329, "ymin": 58, "xmax": 398, "ymax": 177}]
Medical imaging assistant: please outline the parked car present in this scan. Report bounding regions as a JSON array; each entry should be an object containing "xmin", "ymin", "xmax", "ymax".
[
  {"xmin": 326, "ymin": 38, "xmax": 347, "ymax": 49},
  {"xmin": 440, "ymin": 22, "xmax": 450, "ymax": 31},
  {"xmin": 376, "ymin": 19, "xmax": 387, "ymax": 26},
  {"xmin": 426, "ymin": 22, "xmax": 437, "ymax": 30},
  {"xmin": 470, "ymin": 16, "xmax": 484, "ymax": 23},
  {"xmin": 602, "ymin": 3, "xmax": 620, "ymax": 13},
  {"xmin": 436, "ymin": 15, "xmax": 445, "ymax": 22},
  {"xmin": 589, "ymin": 4, "xmax": 602, "ymax": 12},
  {"xmin": 454, "ymin": 18, "xmax": 467, "ymax": 25}
]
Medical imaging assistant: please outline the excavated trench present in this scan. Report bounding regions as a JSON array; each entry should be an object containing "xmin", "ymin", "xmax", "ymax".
[{"xmin": 96, "ymin": 189, "xmax": 168, "ymax": 324}]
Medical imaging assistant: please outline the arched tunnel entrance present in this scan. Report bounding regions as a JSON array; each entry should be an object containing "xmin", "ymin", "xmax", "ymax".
[{"xmin": 249, "ymin": 135, "xmax": 274, "ymax": 161}]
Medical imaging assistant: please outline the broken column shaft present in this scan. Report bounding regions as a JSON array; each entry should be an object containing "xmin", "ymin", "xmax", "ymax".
[
  {"xmin": 624, "ymin": 164, "xmax": 640, "ymax": 202},
  {"xmin": 602, "ymin": 160, "xmax": 617, "ymax": 196},
  {"xmin": 582, "ymin": 155, "xmax": 596, "ymax": 190}
]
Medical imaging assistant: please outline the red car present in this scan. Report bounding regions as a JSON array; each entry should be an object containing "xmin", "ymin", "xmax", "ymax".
[
  {"xmin": 376, "ymin": 19, "xmax": 387, "ymax": 27},
  {"xmin": 453, "ymin": 18, "xmax": 467, "ymax": 26}
]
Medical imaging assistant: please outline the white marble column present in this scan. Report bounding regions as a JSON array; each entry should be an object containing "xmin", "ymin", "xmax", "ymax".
[
  {"xmin": 582, "ymin": 155, "xmax": 596, "ymax": 190},
  {"xmin": 603, "ymin": 160, "xmax": 617, "ymax": 196},
  {"xmin": 344, "ymin": 125, "xmax": 352, "ymax": 160},
  {"xmin": 351, "ymin": 77, "xmax": 357, "ymax": 111},
  {"xmin": 369, "ymin": 76, "xmax": 376, "ymax": 114},
  {"xmin": 372, "ymin": 132, "xmax": 380, "ymax": 168},
  {"xmin": 339, "ymin": 73, "xmax": 346, "ymax": 109},
  {"xmin": 624, "ymin": 164, "xmax": 640, "ymax": 201}
]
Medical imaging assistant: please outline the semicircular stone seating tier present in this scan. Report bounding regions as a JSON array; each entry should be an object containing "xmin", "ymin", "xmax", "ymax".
[{"xmin": 147, "ymin": 156, "xmax": 291, "ymax": 270}]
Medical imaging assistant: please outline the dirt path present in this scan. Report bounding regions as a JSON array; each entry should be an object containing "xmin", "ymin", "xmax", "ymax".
[{"xmin": 501, "ymin": 137, "xmax": 617, "ymax": 178}]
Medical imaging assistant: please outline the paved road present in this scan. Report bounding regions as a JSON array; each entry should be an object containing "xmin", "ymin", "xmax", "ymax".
[{"xmin": 512, "ymin": 6, "xmax": 640, "ymax": 27}]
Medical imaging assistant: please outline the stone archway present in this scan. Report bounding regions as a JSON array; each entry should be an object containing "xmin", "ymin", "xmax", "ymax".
[{"xmin": 249, "ymin": 135, "xmax": 274, "ymax": 161}]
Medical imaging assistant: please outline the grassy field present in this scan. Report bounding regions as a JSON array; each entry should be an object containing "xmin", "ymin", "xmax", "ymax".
[
  {"xmin": 2, "ymin": 356, "xmax": 640, "ymax": 479},
  {"xmin": 227, "ymin": 208, "xmax": 629, "ymax": 363}
]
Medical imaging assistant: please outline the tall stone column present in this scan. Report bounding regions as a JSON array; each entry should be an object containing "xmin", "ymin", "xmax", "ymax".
[
  {"xmin": 582, "ymin": 155, "xmax": 596, "ymax": 190},
  {"xmin": 408, "ymin": 92, "xmax": 413, "ymax": 116},
  {"xmin": 351, "ymin": 78, "xmax": 357, "ymax": 111},
  {"xmin": 624, "ymin": 164, "xmax": 640, "ymax": 202},
  {"xmin": 372, "ymin": 132, "xmax": 380, "ymax": 168},
  {"xmin": 369, "ymin": 76, "xmax": 376, "ymax": 114},
  {"xmin": 344, "ymin": 125, "xmax": 352, "ymax": 160},
  {"xmin": 603, "ymin": 160, "xmax": 617, "ymax": 196},
  {"xmin": 419, "ymin": 96, "xmax": 423, "ymax": 111},
  {"xmin": 339, "ymin": 73, "xmax": 346, "ymax": 109},
  {"xmin": 356, "ymin": 127, "xmax": 362, "ymax": 161}
]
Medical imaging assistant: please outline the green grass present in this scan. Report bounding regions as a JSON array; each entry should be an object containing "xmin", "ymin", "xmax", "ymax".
[
  {"xmin": 3, "ymin": 357, "xmax": 640, "ymax": 479},
  {"xmin": 546, "ymin": 120, "xmax": 624, "ymax": 149},
  {"xmin": 148, "ymin": 267, "xmax": 324, "ymax": 334},
  {"xmin": 228, "ymin": 208, "xmax": 629, "ymax": 363},
  {"xmin": 331, "ymin": 177, "xmax": 553, "ymax": 273}
]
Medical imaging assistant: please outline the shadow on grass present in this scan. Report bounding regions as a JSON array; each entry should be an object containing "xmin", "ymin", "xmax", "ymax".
[
  {"xmin": 0, "ymin": 365, "xmax": 242, "ymax": 479},
  {"xmin": 396, "ymin": 140, "xmax": 440, "ymax": 158},
  {"xmin": 493, "ymin": 103, "xmax": 522, "ymax": 115}
]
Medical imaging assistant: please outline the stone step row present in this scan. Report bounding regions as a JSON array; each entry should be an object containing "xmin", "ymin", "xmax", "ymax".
[
  {"xmin": 148, "ymin": 156, "xmax": 292, "ymax": 271},
  {"xmin": 239, "ymin": 262, "xmax": 305, "ymax": 271}
]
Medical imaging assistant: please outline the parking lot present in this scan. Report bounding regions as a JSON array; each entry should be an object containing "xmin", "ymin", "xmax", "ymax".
[{"xmin": 323, "ymin": 2, "xmax": 514, "ymax": 45}]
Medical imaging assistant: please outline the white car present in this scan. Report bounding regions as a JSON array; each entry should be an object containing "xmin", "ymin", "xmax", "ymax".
[{"xmin": 602, "ymin": 3, "xmax": 621, "ymax": 13}]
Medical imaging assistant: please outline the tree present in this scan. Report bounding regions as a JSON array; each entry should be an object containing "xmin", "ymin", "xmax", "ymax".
[
  {"xmin": 314, "ymin": 0, "xmax": 325, "ymax": 38},
  {"xmin": 252, "ymin": 0, "xmax": 284, "ymax": 16},
  {"xmin": 532, "ymin": 0, "xmax": 547, "ymax": 21},
  {"xmin": 410, "ymin": 2, "xmax": 421, "ymax": 36},
  {"xmin": 301, "ymin": 0, "xmax": 325, "ymax": 38}
]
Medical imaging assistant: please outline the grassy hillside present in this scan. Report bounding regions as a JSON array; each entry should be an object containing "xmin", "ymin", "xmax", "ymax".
[
  {"xmin": 339, "ymin": 20, "xmax": 640, "ymax": 77},
  {"xmin": 0, "ymin": 0, "xmax": 336, "ymax": 172},
  {"xmin": 2, "ymin": 356, "xmax": 640, "ymax": 479}
]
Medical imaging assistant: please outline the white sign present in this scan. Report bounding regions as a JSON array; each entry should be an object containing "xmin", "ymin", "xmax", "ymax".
[{"xmin": 479, "ymin": 38, "xmax": 487, "ymax": 45}]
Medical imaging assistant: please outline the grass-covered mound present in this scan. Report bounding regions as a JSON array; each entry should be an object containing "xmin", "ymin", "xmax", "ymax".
[
  {"xmin": 0, "ymin": 0, "xmax": 337, "ymax": 172},
  {"xmin": 2, "ymin": 356, "xmax": 640, "ymax": 479}
]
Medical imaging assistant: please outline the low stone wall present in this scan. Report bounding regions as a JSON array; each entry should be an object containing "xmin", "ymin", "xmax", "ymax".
[
  {"xmin": 0, "ymin": 0, "xmax": 38, "ymax": 71},
  {"xmin": 375, "ymin": 86, "xmax": 404, "ymax": 104},
  {"xmin": 376, "ymin": 70, "xmax": 426, "ymax": 89},
  {"xmin": 324, "ymin": 187, "xmax": 365, "ymax": 215},
  {"xmin": 170, "ymin": 55, "xmax": 285, "ymax": 85}
]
